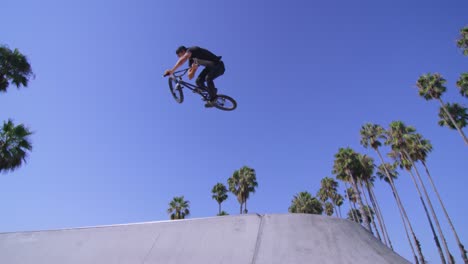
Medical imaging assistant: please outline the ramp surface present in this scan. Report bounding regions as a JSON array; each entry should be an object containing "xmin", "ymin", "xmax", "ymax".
[{"xmin": 0, "ymin": 214, "xmax": 410, "ymax": 264}]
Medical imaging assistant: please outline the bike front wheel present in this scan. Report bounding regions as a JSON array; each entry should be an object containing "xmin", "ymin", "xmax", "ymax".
[
  {"xmin": 213, "ymin": 95, "xmax": 237, "ymax": 111},
  {"xmin": 168, "ymin": 78, "xmax": 184, "ymax": 103}
]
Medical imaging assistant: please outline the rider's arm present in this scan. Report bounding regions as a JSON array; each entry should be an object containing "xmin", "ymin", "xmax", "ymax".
[
  {"xmin": 188, "ymin": 63, "xmax": 198, "ymax": 80},
  {"xmin": 170, "ymin": 52, "xmax": 191, "ymax": 72}
]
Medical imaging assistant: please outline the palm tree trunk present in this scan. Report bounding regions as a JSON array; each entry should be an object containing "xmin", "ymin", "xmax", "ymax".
[
  {"xmin": 364, "ymin": 182, "xmax": 387, "ymax": 246},
  {"xmin": 244, "ymin": 196, "xmax": 248, "ymax": 214},
  {"xmin": 351, "ymin": 201, "xmax": 359, "ymax": 222},
  {"xmin": 407, "ymin": 168, "xmax": 447, "ymax": 264},
  {"xmin": 390, "ymin": 183, "xmax": 419, "ymax": 264},
  {"xmin": 240, "ymin": 201, "xmax": 243, "ymax": 214},
  {"xmin": 218, "ymin": 202, "xmax": 221, "ymax": 215},
  {"xmin": 332, "ymin": 203, "xmax": 338, "ymax": 217},
  {"xmin": 369, "ymin": 184, "xmax": 393, "ymax": 250},
  {"xmin": 438, "ymin": 98, "xmax": 468, "ymax": 145},
  {"xmin": 344, "ymin": 182, "xmax": 359, "ymax": 223},
  {"xmin": 405, "ymin": 152, "xmax": 453, "ymax": 264},
  {"xmin": 422, "ymin": 161, "xmax": 468, "ymax": 263},
  {"xmin": 375, "ymin": 148, "xmax": 426, "ymax": 263},
  {"xmin": 338, "ymin": 205, "xmax": 342, "ymax": 218},
  {"xmin": 360, "ymin": 182, "xmax": 380, "ymax": 240},
  {"xmin": 347, "ymin": 171, "xmax": 371, "ymax": 232}
]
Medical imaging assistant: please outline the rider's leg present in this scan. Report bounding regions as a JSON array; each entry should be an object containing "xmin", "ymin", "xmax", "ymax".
[
  {"xmin": 205, "ymin": 62, "xmax": 225, "ymax": 100},
  {"xmin": 196, "ymin": 68, "xmax": 209, "ymax": 90}
]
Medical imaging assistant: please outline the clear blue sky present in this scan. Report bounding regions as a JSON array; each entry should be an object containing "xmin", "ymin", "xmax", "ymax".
[{"xmin": 1, "ymin": 0, "xmax": 467, "ymax": 261}]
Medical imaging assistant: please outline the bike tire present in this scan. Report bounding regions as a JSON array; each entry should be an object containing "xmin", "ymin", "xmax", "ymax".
[
  {"xmin": 168, "ymin": 78, "xmax": 184, "ymax": 103},
  {"xmin": 213, "ymin": 95, "xmax": 237, "ymax": 111}
]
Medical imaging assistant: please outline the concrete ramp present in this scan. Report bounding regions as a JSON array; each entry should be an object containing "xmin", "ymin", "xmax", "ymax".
[{"xmin": 0, "ymin": 214, "xmax": 410, "ymax": 264}]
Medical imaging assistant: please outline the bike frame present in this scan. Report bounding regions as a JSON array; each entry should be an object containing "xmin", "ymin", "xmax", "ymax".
[{"xmin": 170, "ymin": 68, "xmax": 210, "ymax": 100}]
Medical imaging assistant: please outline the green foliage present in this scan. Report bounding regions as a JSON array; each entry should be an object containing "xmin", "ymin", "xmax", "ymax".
[
  {"xmin": 376, "ymin": 163, "xmax": 399, "ymax": 184},
  {"xmin": 457, "ymin": 26, "xmax": 468, "ymax": 56},
  {"xmin": 347, "ymin": 206, "xmax": 374, "ymax": 224},
  {"xmin": 456, "ymin": 73, "xmax": 468, "ymax": 98},
  {"xmin": 416, "ymin": 73, "xmax": 447, "ymax": 100},
  {"xmin": 212, "ymin": 183, "xmax": 228, "ymax": 205},
  {"xmin": 360, "ymin": 123, "xmax": 386, "ymax": 150},
  {"xmin": 438, "ymin": 103, "xmax": 468, "ymax": 129},
  {"xmin": 332, "ymin": 193, "xmax": 344, "ymax": 207},
  {"xmin": 317, "ymin": 177, "xmax": 338, "ymax": 202},
  {"xmin": 345, "ymin": 187, "xmax": 357, "ymax": 203},
  {"xmin": 0, "ymin": 45, "xmax": 33, "ymax": 92},
  {"xmin": 167, "ymin": 196, "xmax": 190, "ymax": 220},
  {"xmin": 0, "ymin": 119, "xmax": 33, "ymax": 173},
  {"xmin": 228, "ymin": 166, "xmax": 257, "ymax": 213},
  {"xmin": 324, "ymin": 202, "xmax": 334, "ymax": 216},
  {"xmin": 289, "ymin": 191, "xmax": 323, "ymax": 215}
]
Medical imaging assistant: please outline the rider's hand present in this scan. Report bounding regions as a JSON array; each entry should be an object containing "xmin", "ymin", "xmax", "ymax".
[
  {"xmin": 188, "ymin": 64, "xmax": 198, "ymax": 80},
  {"xmin": 188, "ymin": 70, "xmax": 195, "ymax": 80},
  {"xmin": 164, "ymin": 69, "xmax": 173, "ymax": 76}
]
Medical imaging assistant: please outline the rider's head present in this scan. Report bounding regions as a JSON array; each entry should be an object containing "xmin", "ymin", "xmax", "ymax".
[{"xmin": 176, "ymin": 46, "xmax": 187, "ymax": 58}]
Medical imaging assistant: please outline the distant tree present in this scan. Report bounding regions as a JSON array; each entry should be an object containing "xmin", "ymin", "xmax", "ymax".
[
  {"xmin": 456, "ymin": 73, "xmax": 468, "ymax": 98},
  {"xmin": 324, "ymin": 201, "xmax": 334, "ymax": 216},
  {"xmin": 228, "ymin": 166, "xmax": 257, "ymax": 214},
  {"xmin": 0, "ymin": 120, "xmax": 33, "ymax": 173},
  {"xmin": 289, "ymin": 191, "xmax": 323, "ymax": 215},
  {"xmin": 167, "ymin": 196, "xmax": 190, "ymax": 220},
  {"xmin": 0, "ymin": 45, "xmax": 33, "ymax": 92},
  {"xmin": 211, "ymin": 183, "xmax": 228, "ymax": 215},
  {"xmin": 347, "ymin": 206, "xmax": 374, "ymax": 225},
  {"xmin": 438, "ymin": 103, "xmax": 468, "ymax": 132},
  {"xmin": 456, "ymin": 26, "xmax": 468, "ymax": 56},
  {"xmin": 416, "ymin": 73, "xmax": 468, "ymax": 145}
]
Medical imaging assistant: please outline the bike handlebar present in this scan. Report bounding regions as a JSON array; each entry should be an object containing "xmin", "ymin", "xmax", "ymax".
[{"xmin": 163, "ymin": 68, "xmax": 190, "ymax": 78}]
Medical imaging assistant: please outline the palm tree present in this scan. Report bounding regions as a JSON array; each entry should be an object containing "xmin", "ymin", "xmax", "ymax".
[
  {"xmin": 345, "ymin": 187, "xmax": 359, "ymax": 222},
  {"xmin": 228, "ymin": 170, "xmax": 243, "ymax": 214},
  {"xmin": 332, "ymin": 193, "xmax": 344, "ymax": 218},
  {"xmin": 288, "ymin": 191, "xmax": 323, "ymax": 214},
  {"xmin": 360, "ymin": 123, "xmax": 394, "ymax": 247},
  {"xmin": 167, "ymin": 196, "xmax": 190, "ymax": 220},
  {"xmin": 359, "ymin": 122, "xmax": 424, "ymax": 263},
  {"xmin": 347, "ymin": 208, "xmax": 362, "ymax": 223},
  {"xmin": 242, "ymin": 167, "xmax": 258, "ymax": 214},
  {"xmin": 347, "ymin": 206, "xmax": 373, "ymax": 224},
  {"xmin": 228, "ymin": 166, "xmax": 258, "ymax": 214},
  {"xmin": 218, "ymin": 211, "xmax": 229, "ymax": 216},
  {"xmin": 0, "ymin": 45, "xmax": 33, "ymax": 92},
  {"xmin": 456, "ymin": 73, "xmax": 468, "ymax": 98},
  {"xmin": 438, "ymin": 103, "xmax": 468, "ymax": 132},
  {"xmin": 324, "ymin": 202, "xmax": 334, "ymax": 216},
  {"xmin": 412, "ymin": 134, "xmax": 468, "ymax": 263},
  {"xmin": 317, "ymin": 177, "xmax": 340, "ymax": 216},
  {"xmin": 356, "ymin": 154, "xmax": 382, "ymax": 240},
  {"xmin": 211, "ymin": 183, "xmax": 228, "ymax": 215},
  {"xmin": 416, "ymin": 73, "xmax": 468, "ymax": 145},
  {"xmin": 0, "ymin": 120, "xmax": 33, "ymax": 173},
  {"xmin": 333, "ymin": 148, "xmax": 371, "ymax": 231},
  {"xmin": 457, "ymin": 26, "xmax": 468, "ymax": 56},
  {"xmin": 388, "ymin": 121, "xmax": 452, "ymax": 263}
]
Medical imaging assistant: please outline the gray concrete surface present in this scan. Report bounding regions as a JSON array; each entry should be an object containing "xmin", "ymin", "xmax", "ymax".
[{"xmin": 0, "ymin": 214, "xmax": 410, "ymax": 264}]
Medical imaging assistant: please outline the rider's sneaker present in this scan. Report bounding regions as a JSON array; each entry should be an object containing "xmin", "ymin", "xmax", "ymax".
[{"xmin": 204, "ymin": 97, "xmax": 217, "ymax": 108}]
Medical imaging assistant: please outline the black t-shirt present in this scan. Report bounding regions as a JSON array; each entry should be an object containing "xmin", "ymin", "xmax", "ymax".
[{"xmin": 187, "ymin": 46, "xmax": 221, "ymax": 67}]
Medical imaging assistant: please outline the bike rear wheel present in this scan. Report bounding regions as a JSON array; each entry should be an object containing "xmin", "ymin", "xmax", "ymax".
[
  {"xmin": 213, "ymin": 95, "xmax": 237, "ymax": 111},
  {"xmin": 168, "ymin": 78, "xmax": 184, "ymax": 103}
]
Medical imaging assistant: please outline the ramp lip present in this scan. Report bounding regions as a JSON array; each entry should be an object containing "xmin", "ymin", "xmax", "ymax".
[{"xmin": 0, "ymin": 213, "xmax": 264, "ymax": 235}]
